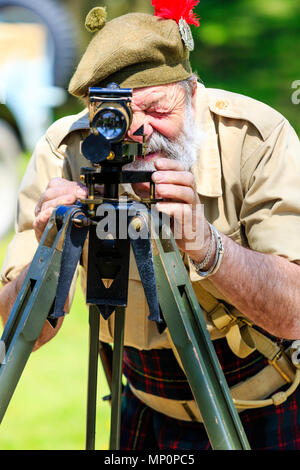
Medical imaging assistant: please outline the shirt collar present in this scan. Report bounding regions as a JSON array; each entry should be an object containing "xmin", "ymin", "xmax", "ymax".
[{"xmin": 191, "ymin": 83, "xmax": 222, "ymax": 198}]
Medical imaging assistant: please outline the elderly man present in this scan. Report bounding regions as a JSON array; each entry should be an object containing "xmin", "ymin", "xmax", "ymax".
[{"xmin": 1, "ymin": 5, "xmax": 300, "ymax": 450}]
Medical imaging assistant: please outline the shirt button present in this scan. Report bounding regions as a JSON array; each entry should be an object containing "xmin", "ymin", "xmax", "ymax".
[{"xmin": 215, "ymin": 100, "xmax": 228, "ymax": 110}]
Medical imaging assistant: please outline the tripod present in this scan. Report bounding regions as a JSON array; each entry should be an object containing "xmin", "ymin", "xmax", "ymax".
[
  {"xmin": 0, "ymin": 193, "xmax": 250, "ymax": 450},
  {"xmin": 0, "ymin": 83, "xmax": 250, "ymax": 449}
]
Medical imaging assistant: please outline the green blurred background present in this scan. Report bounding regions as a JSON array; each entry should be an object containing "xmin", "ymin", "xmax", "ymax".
[
  {"xmin": 0, "ymin": 0, "xmax": 299, "ymax": 450},
  {"xmin": 62, "ymin": 0, "xmax": 300, "ymax": 134}
]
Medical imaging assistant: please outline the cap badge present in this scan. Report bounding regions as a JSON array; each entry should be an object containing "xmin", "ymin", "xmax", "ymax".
[{"xmin": 178, "ymin": 18, "xmax": 194, "ymax": 51}]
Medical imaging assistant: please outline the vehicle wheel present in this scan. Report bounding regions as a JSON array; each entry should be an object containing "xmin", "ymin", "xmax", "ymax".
[
  {"xmin": 0, "ymin": 120, "xmax": 22, "ymax": 239},
  {"xmin": 0, "ymin": 0, "xmax": 77, "ymax": 87}
]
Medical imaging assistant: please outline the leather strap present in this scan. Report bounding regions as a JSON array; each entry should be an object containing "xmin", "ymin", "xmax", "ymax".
[{"xmin": 129, "ymin": 352, "xmax": 297, "ymax": 422}]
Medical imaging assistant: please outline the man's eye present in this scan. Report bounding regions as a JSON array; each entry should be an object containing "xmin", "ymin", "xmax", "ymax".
[{"xmin": 147, "ymin": 110, "xmax": 168, "ymax": 118}]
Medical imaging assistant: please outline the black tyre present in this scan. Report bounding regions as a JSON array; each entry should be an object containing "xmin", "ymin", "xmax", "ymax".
[
  {"xmin": 0, "ymin": 0, "xmax": 78, "ymax": 87},
  {"xmin": 0, "ymin": 120, "xmax": 22, "ymax": 238}
]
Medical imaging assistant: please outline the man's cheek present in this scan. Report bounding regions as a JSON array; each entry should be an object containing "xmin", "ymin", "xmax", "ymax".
[{"xmin": 152, "ymin": 119, "xmax": 181, "ymax": 140}]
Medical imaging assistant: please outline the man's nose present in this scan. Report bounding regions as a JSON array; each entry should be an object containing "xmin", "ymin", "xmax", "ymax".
[{"xmin": 127, "ymin": 112, "xmax": 152, "ymax": 142}]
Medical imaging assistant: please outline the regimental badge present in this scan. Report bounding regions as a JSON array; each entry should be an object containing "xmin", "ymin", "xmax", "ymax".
[
  {"xmin": 152, "ymin": 0, "xmax": 200, "ymax": 51},
  {"xmin": 178, "ymin": 17, "xmax": 195, "ymax": 52}
]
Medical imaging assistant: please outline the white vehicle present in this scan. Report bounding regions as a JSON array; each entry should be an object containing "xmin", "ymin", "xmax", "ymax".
[{"xmin": 0, "ymin": 0, "xmax": 77, "ymax": 238}]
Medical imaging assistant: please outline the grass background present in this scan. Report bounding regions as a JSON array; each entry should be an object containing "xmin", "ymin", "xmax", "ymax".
[{"xmin": 0, "ymin": 232, "xmax": 111, "ymax": 450}]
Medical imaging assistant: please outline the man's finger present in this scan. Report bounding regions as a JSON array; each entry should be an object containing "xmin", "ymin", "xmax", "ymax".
[
  {"xmin": 156, "ymin": 202, "xmax": 205, "ymax": 246},
  {"xmin": 40, "ymin": 194, "xmax": 79, "ymax": 213},
  {"xmin": 44, "ymin": 185, "xmax": 87, "ymax": 202},
  {"xmin": 155, "ymin": 201, "xmax": 190, "ymax": 217},
  {"xmin": 33, "ymin": 207, "xmax": 54, "ymax": 242},
  {"xmin": 47, "ymin": 177, "xmax": 83, "ymax": 189},
  {"xmin": 35, "ymin": 180, "xmax": 88, "ymax": 215},
  {"xmin": 152, "ymin": 170, "xmax": 195, "ymax": 188},
  {"xmin": 35, "ymin": 184, "xmax": 88, "ymax": 216},
  {"xmin": 155, "ymin": 183, "xmax": 196, "ymax": 204},
  {"xmin": 154, "ymin": 158, "xmax": 186, "ymax": 172}
]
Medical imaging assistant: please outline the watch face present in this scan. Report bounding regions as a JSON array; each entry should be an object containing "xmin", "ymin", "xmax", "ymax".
[{"xmin": 179, "ymin": 18, "xmax": 195, "ymax": 52}]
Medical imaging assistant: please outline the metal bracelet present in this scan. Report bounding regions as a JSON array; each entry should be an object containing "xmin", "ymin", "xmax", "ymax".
[
  {"xmin": 207, "ymin": 225, "xmax": 224, "ymax": 277},
  {"xmin": 194, "ymin": 223, "xmax": 215, "ymax": 270},
  {"xmin": 190, "ymin": 224, "xmax": 224, "ymax": 278}
]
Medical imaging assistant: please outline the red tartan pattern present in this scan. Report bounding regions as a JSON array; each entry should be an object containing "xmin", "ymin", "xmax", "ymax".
[{"xmin": 121, "ymin": 339, "xmax": 300, "ymax": 450}]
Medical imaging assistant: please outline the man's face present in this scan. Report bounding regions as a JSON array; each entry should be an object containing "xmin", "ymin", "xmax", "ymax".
[
  {"xmin": 124, "ymin": 81, "xmax": 198, "ymax": 172},
  {"xmin": 129, "ymin": 82, "xmax": 187, "ymax": 141}
]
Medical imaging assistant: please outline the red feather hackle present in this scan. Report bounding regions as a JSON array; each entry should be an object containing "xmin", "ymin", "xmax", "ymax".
[{"xmin": 151, "ymin": 0, "xmax": 200, "ymax": 27}]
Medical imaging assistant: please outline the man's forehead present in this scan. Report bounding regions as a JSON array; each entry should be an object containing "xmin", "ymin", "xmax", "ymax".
[{"xmin": 131, "ymin": 83, "xmax": 182, "ymax": 110}]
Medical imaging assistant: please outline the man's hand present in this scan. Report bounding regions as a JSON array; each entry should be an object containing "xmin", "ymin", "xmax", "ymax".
[
  {"xmin": 33, "ymin": 177, "xmax": 88, "ymax": 242},
  {"xmin": 151, "ymin": 158, "xmax": 211, "ymax": 262}
]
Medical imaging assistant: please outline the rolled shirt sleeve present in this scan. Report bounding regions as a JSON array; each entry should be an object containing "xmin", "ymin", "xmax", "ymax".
[{"xmin": 240, "ymin": 119, "xmax": 300, "ymax": 263}]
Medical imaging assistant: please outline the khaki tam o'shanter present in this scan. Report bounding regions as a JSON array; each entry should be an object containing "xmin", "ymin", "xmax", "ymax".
[{"xmin": 68, "ymin": 11, "xmax": 193, "ymax": 97}]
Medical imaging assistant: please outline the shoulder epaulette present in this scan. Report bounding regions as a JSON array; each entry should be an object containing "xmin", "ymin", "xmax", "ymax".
[{"xmin": 207, "ymin": 88, "xmax": 285, "ymax": 141}]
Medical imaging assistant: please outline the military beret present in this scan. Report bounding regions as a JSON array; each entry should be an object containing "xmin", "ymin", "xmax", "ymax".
[{"xmin": 68, "ymin": 8, "xmax": 195, "ymax": 97}]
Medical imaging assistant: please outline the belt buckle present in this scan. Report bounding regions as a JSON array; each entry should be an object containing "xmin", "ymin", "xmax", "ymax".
[{"xmin": 268, "ymin": 350, "xmax": 292, "ymax": 384}]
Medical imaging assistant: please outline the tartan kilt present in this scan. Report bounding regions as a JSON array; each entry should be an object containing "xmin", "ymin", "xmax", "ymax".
[{"xmin": 120, "ymin": 338, "xmax": 300, "ymax": 450}]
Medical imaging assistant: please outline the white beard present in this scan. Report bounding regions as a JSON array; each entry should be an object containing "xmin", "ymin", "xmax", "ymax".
[{"xmin": 123, "ymin": 103, "xmax": 204, "ymax": 172}]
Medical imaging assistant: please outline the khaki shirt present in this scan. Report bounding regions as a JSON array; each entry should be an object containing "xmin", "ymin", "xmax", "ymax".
[{"xmin": 2, "ymin": 83, "xmax": 300, "ymax": 350}]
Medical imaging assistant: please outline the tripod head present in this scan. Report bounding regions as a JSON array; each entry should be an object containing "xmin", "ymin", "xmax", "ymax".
[{"xmin": 80, "ymin": 82, "xmax": 159, "ymax": 217}]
